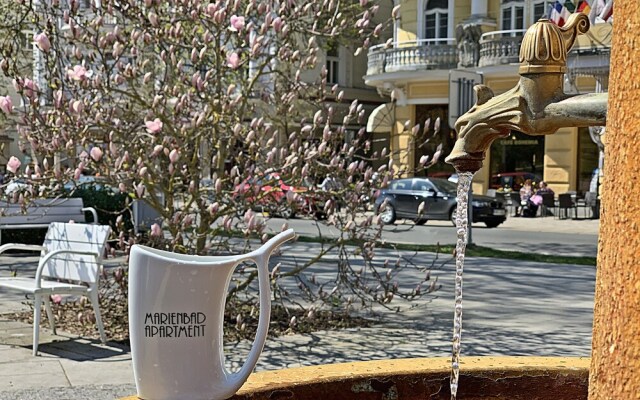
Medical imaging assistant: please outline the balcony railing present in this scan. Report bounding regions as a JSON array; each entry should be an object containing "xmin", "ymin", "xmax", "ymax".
[
  {"xmin": 367, "ymin": 39, "xmax": 457, "ymax": 75},
  {"xmin": 478, "ymin": 29, "xmax": 526, "ymax": 67}
]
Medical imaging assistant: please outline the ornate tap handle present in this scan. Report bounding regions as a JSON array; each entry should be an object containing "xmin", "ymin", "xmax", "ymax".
[{"xmin": 519, "ymin": 13, "xmax": 590, "ymax": 74}]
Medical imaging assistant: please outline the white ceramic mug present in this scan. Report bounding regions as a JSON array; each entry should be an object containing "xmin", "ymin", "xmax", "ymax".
[{"xmin": 128, "ymin": 229, "xmax": 295, "ymax": 400}]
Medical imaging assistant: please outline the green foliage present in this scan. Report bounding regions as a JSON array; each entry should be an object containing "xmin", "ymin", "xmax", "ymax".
[
  {"xmin": 69, "ymin": 188, "xmax": 133, "ymax": 231},
  {"xmin": 0, "ymin": 228, "xmax": 48, "ymax": 246}
]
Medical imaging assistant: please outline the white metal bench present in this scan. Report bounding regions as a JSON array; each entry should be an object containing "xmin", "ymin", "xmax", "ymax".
[
  {"xmin": 0, "ymin": 198, "xmax": 98, "ymax": 244},
  {"xmin": 0, "ymin": 222, "xmax": 111, "ymax": 355}
]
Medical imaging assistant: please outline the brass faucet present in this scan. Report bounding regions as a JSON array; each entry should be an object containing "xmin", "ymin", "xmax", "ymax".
[{"xmin": 445, "ymin": 13, "xmax": 608, "ymax": 173}]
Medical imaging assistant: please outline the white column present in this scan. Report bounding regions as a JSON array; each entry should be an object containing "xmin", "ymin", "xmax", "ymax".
[{"xmin": 471, "ymin": 0, "xmax": 488, "ymax": 17}]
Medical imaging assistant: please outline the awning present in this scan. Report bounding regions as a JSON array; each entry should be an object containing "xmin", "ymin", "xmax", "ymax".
[{"xmin": 366, "ymin": 103, "xmax": 394, "ymax": 133}]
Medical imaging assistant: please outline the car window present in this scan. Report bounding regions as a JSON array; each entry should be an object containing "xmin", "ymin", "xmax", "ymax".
[
  {"xmin": 390, "ymin": 180, "xmax": 411, "ymax": 191},
  {"xmin": 412, "ymin": 180, "xmax": 432, "ymax": 192},
  {"xmin": 429, "ymin": 178, "xmax": 458, "ymax": 193}
]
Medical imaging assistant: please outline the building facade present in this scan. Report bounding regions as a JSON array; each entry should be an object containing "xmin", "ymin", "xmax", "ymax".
[{"xmin": 364, "ymin": 0, "xmax": 611, "ymax": 195}]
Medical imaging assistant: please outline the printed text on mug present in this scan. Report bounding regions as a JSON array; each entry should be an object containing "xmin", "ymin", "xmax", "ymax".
[{"xmin": 144, "ymin": 312, "xmax": 206, "ymax": 338}]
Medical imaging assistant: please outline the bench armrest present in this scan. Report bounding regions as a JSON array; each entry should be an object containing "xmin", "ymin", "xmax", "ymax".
[
  {"xmin": 34, "ymin": 249, "xmax": 101, "ymax": 288},
  {"xmin": 0, "ymin": 243, "xmax": 45, "ymax": 256},
  {"xmin": 81, "ymin": 207, "xmax": 99, "ymax": 224}
]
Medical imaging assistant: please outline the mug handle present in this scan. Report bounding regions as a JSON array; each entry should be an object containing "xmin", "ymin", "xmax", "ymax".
[{"xmin": 222, "ymin": 229, "xmax": 296, "ymax": 391}]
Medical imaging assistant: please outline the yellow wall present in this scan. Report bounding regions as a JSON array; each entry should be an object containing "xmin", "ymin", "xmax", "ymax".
[
  {"xmin": 408, "ymin": 82, "xmax": 448, "ymax": 99},
  {"xmin": 391, "ymin": 105, "xmax": 415, "ymax": 177},
  {"xmin": 543, "ymin": 127, "xmax": 578, "ymax": 193},
  {"xmin": 399, "ymin": 0, "xmax": 418, "ymax": 40},
  {"xmin": 487, "ymin": 0, "xmax": 501, "ymax": 22},
  {"xmin": 454, "ymin": 0, "xmax": 471, "ymax": 27},
  {"xmin": 485, "ymin": 77, "xmax": 520, "ymax": 94}
]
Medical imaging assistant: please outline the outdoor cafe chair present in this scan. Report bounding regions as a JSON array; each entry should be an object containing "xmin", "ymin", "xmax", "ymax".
[
  {"xmin": 576, "ymin": 191, "xmax": 598, "ymax": 219},
  {"xmin": 0, "ymin": 222, "xmax": 111, "ymax": 355},
  {"xmin": 509, "ymin": 192, "xmax": 521, "ymax": 216},
  {"xmin": 540, "ymin": 193, "xmax": 556, "ymax": 217},
  {"xmin": 557, "ymin": 193, "xmax": 576, "ymax": 220}
]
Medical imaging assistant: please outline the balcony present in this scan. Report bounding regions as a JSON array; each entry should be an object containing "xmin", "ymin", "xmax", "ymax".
[
  {"xmin": 366, "ymin": 39, "xmax": 457, "ymax": 76},
  {"xmin": 478, "ymin": 29, "xmax": 526, "ymax": 68}
]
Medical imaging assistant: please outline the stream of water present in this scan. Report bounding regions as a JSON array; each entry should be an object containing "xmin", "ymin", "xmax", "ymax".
[{"xmin": 450, "ymin": 172, "xmax": 474, "ymax": 400}]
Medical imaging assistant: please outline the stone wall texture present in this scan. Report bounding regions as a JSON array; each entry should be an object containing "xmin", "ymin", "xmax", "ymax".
[{"xmin": 589, "ymin": 3, "xmax": 640, "ymax": 398}]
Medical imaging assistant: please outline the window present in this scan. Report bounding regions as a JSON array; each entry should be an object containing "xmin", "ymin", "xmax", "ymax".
[
  {"xmin": 501, "ymin": 1, "xmax": 524, "ymax": 33},
  {"xmin": 390, "ymin": 180, "xmax": 411, "ymax": 191},
  {"xmin": 325, "ymin": 43, "xmax": 339, "ymax": 85},
  {"xmin": 424, "ymin": 0, "xmax": 449, "ymax": 39},
  {"xmin": 412, "ymin": 180, "xmax": 433, "ymax": 192},
  {"xmin": 532, "ymin": 0, "xmax": 553, "ymax": 22}
]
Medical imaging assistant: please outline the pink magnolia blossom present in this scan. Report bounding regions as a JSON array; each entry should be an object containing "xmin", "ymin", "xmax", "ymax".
[
  {"xmin": 6, "ymin": 156, "xmax": 21, "ymax": 173},
  {"xmin": 135, "ymin": 183, "xmax": 145, "ymax": 197},
  {"xmin": 227, "ymin": 52, "xmax": 240, "ymax": 69},
  {"xmin": 272, "ymin": 17, "xmax": 283, "ymax": 33},
  {"xmin": 151, "ymin": 144, "xmax": 164, "ymax": 156},
  {"xmin": 69, "ymin": 99, "xmax": 84, "ymax": 114},
  {"xmin": 145, "ymin": 118, "xmax": 163, "ymax": 133},
  {"xmin": 169, "ymin": 149, "xmax": 179, "ymax": 163},
  {"xmin": 67, "ymin": 65, "xmax": 88, "ymax": 81},
  {"xmin": 208, "ymin": 202, "xmax": 219, "ymax": 214},
  {"xmin": 229, "ymin": 15, "xmax": 245, "ymax": 31},
  {"xmin": 23, "ymin": 79, "xmax": 37, "ymax": 99},
  {"xmin": 51, "ymin": 294, "xmax": 63, "ymax": 304},
  {"xmin": 0, "ymin": 96, "xmax": 13, "ymax": 114},
  {"xmin": 34, "ymin": 32, "xmax": 51, "ymax": 52},
  {"xmin": 90, "ymin": 147, "xmax": 103, "ymax": 161},
  {"xmin": 150, "ymin": 223, "xmax": 162, "ymax": 237},
  {"xmin": 148, "ymin": 12, "xmax": 159, "ymax": 27}
]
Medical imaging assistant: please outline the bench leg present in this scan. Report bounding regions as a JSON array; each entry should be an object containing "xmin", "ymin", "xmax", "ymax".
[
  {"xmin": 33, "ymin": 294, "xmax": 42, "ymax": 356},
  {"xmin": 89, "ymin": 291, "xmax": 107, "ymax": 344},
  {"xmin": 43, "ymin": 296, "xmax": 56, "ymax": 335}
]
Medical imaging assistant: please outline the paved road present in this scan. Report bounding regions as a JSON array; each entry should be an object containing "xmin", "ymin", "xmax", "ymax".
[{"xmin": 266, "ymin": 214, "xmax": 600, "ymax": 257}]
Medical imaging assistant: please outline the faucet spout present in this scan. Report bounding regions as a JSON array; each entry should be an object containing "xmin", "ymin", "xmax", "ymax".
[{"xmin": 445, "ymin": 13, "xmax": 608, "ymax": 173}]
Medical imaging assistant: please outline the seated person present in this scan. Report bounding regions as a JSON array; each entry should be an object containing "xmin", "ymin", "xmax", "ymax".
[
  {"xmin": 537, "ymin": 181, "xmax": 554, "ymax": 195},
  {"xmin": 519, "ymin": 179, "xmax": 538, "ymax": 217}
]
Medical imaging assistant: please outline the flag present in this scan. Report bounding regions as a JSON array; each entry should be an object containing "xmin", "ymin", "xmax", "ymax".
[
  {"xmin": 576, "ymin": 0, "xmax": 591, "ymax": 14},
  {"xmin": 549, "ymin": 0, "xmax": 611, "ymax": 26},
  {"xmin": 550, "ymin": 1, "xmax": 568, "ymax": 26},
  {"xmin": 588, "ymin": 0, "xmax": 605, "ymax": 24},
  {"xmin": 576, "ymin": 0, "xmax": 593, "ymax": 15},
  {"xmin": 600, "ymin": 0, "xmax": 613, "ymax": 22}
]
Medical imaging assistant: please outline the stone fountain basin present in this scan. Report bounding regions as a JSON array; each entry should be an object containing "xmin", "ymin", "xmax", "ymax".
[
  {"xmin": 121, "ymin": 356, "xmax": 589, "ymax": 399},
  {"xmin": 229, "ymin": 356, "xmax": 588, "ymax": 400}
]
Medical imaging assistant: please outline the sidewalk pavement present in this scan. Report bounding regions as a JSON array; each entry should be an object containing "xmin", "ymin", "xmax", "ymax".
[
  {"xmin": 487, "ymin": 213, "xmax": 599, "ymax": 235},
  {"xmin": 0, "ymin": 223, "xmax": 597, "ymax": 399}
]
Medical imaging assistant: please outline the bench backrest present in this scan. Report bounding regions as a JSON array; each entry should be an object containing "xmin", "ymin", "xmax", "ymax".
[
  {"xmin": 0, "ymin": 198, "xmax": 88, "ymax": 225},
  {"xmin": 41, "ymin": 222, "xmax": 111, "ymax": 284}
]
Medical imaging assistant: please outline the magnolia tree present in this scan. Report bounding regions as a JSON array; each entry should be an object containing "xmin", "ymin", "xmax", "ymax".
[{"xmin": 0, "ymin": 0, "xmax": 444, "ymax": 324}]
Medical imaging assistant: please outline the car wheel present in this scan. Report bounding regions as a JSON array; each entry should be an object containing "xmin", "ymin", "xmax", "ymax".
[
  {"xmin": 415, "ymin": 218, "xmax": 428, "ymax": 225},
  {"xmin": 278, "ymin": 203, "xmax": 296, "ymax": 219},
  {"xmin": 485, "ymin": 221, "xmax": 501, "ymax": 228},
  {"xmin": 379, "ymin": 203, "xmax": 396, "ymax": 225},
  {"xmin": 450, "ymin": 209, "xmax": 457, "ymax": 226}
]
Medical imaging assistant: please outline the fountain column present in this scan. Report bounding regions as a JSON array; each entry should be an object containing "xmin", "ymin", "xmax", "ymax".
[{"xmin": 588, "ymin": 3, "xmax": 640, "ymax": 398}]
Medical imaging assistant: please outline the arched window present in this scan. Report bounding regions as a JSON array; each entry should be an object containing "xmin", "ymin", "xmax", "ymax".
[{"xmin": 424, "ymin": 0, "xmax": 449, "ymax": 40}]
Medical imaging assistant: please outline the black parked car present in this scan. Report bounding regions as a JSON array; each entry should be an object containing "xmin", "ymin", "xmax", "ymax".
[{"xmin": 375, "ymin": 178, "xmax": 507, "ymax": 228}]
